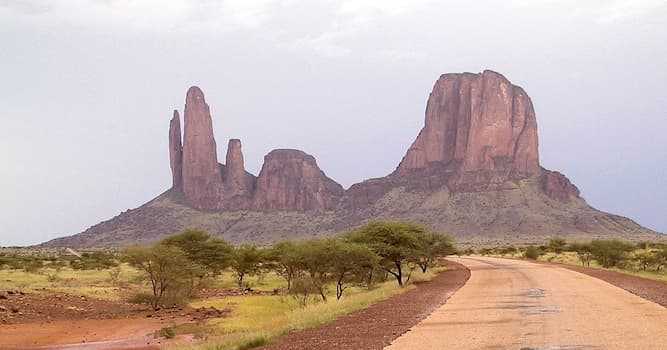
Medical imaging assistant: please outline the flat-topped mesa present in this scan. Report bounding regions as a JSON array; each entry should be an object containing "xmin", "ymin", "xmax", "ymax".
[
  {"xmin": 395, "ymin": 70, "xmax": 540, "ymax": 188},
  {"xmin": 252, "ymin": 149, "xmax": 344, "ymax": 211},
  {"xmin": 181, "ymin": 86, "xmax": 224, "ymax": 210},
  {"xmin": 169, "ymin": 110, "xmax": 183, "ymax": 189},
  {"xmin": 222, "ymin": 139, "xmax": 256, "ymax": 209}
]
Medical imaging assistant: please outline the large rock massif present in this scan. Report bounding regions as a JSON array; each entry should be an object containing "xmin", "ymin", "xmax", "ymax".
[{"xmin": 44, "ymin": 70, "xmax": 662, "ymax": 247}]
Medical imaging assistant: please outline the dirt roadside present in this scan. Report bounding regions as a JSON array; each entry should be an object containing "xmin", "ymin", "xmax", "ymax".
[
  {"xmin": 0, "ymin": 289, "xmax": 224, "ymax": 349},
  {"xmin": 257, "ymin": 260, "xmax": 471, "ymax": 350},
  {"xmin": 549, "ymin": 262, "xmax": 667, "ymax": 307}
]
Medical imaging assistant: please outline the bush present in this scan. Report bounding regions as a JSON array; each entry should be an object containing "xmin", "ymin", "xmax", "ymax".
[
  {"xmin": 71, "ymin": 251, "xmax": 118, "ymax": 270},
  {"xmin": 157, "ymin": 327, "xmax": 176, "ymax": 339},
  {"xmin": 524, "ymin": 245, "xmax": 541, "ymax": 260},
  {"xmin": 128, "ymin": 292, "xmax": 155, "ymax": 305},
  {"xmin": 548, "ymin": 238, "xmax": 567, "ymax": 254},
  {"xmin": 238, "ymin": 336, "xmax": 269, "ymax": 350},
  {"xmin": 589, "ymin": 240, "xmax": 635, "ymax": 268}
]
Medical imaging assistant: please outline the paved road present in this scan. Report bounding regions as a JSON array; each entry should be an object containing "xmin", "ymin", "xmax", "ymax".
[{"xmin": 386, "ymin": 257, "xmax": 667, "ymax": 350}]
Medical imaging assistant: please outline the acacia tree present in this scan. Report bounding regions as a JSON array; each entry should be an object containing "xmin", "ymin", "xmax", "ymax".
[
  {"xmin": 569, "ymin": 242, "xmax": 593, "ymax": 267},
  {"xmin": 329, "ymin": 240, "xmax": 378, "ymax": 300},
  {"xmin": 161, "ymin": 229, "xmax": 234, "ymax": 276},
  {"xmin": 415, "ymin": 232, "xmax": 455, "ymax": 273},
  {"xmin": 345, "ymin": 221, "xmax": 425, "ymax": 287},
  {"xmin": 548, "ymin": 237, "xmax": 568, "ymax": 254},
  {"xmin": 265, "ymin": 241, "xmax": 303, "ymax": 291},
  {"xmin": 297, "ymin": 239, "xmax": 335, "ymax": 301},
  {"xmin": 589, "ymin": 240, "xmax": 635, "ymax": 268},
  {"xmin": 231, "ymin": 244, "xmax": 264, "ymax": 289},
  {"xmin": 122, "ymin": 244, "xmax": 197, "ymax": 309}
]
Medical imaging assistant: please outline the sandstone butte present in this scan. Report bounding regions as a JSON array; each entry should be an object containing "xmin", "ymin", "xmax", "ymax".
[
  {"xmin": 169, "ymin": 70, "xmax": 579, "ymax": 211},
  {"xmin": 43, "ymin": 70, "xmax": 662, "ymax": 247}
]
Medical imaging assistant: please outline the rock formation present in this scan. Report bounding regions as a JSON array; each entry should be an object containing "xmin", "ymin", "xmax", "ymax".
[
  {"xmin": 42, "ymin": 70, "xmax": 664, "ymax": 248},
  {"xmin": 181, "ymin": 86, "xmax": 225, "ymax": 210},
  {"xmin": 542, "ymin": 169, "xmax": 580, "ymax": 203},
  {"xmin": 252, "ymin": 149, "xmax": 345, "ymax": 211},
  {"xmin": 222, "ymin": 139, "xmax": 256, "ymax": 209},
  {"xmin": 396, "ymin": 70, "xmax": 540, "ymax": 191},
  {"xmin": 169, "ymin": 110, "xmax": 182, "ymax": 189}
]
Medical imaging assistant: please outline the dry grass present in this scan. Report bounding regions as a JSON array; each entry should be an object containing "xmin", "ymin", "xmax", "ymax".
[
  {"xmin": 0, "ymin": 264, "xmax": 140, "ymax": 300},
  {"xmin": 174, "ymin": 268, "xmax": 442, "ymax": 350}
]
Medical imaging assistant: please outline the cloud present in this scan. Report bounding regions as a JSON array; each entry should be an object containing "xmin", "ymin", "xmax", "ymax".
[
  {"xmin": 597, "ymin": 0, "xmax": 667, "ymax": 23},
  {"xmin": 0, "ymin": 0, "xmax": 302, "ymax": 34},
  {"xmin": 285, "ymin": 0, "xmax": 434, "ymax": 58}
]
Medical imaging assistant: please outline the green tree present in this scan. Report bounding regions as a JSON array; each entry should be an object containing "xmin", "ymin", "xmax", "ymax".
[
  {"xmin": 569, "ymin": 242, "xmax": 593, "ymax": 267},
  {"xmin": 548, "ymin": 237, "xmax": 568, "ymax": 254},
  {"xmin": 122, "ymin": 244, "xmax": 198, "ymax": 309},
  {"xmin": 265, "ymin": 241, "xmax": 303, "ymax": 291},
  {"xmin": 589, "ymin": 240, "xmax": 635, "ymax": 268},
  {"xmin": 415, "ymin": 232, "xmax": 456, "ymax": 273},
  {"xmin": 328, "ymin": 241, "xmax": 378, "ymax": 300},
  {"xmin": 345, "ymin": 221, "xmax": 425, "ymax": 287},
  {"xmin": 231, "ymin": 244, "xmax": 265, "ymax": 289},
  {"xmin": 161, "ymin": 229, "xmax": 233, "ymax": 276},
  {"xmin": 298, "ymin": 239, "xmax": 334, "ymax": 301}
]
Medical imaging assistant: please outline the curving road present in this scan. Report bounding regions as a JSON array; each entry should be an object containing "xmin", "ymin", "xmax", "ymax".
[{"xmin": 386, "ymin": 257, "xmax": 667, "ymax": 350}]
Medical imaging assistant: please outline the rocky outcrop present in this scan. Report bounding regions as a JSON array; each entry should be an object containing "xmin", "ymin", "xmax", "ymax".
[
  {"xmin": 542, "ymin": 169, "xmax": 580, "ymax": 203},
  {"xmin": 169, "ymin": 110, "xmax": 183, "ymax": 189},
  {"xmin": 222, "ymin": 139, "xmax": 256, "ymax": 209},
  {"xmin": 181, "ymin": 86, "xmax": 224, "ymax": 210},
  {"xmin": 395, "ymin": 70, "xmax": 540, "ymax": 191},
  {"xmin": 43, "ymin": 70, "xmax": 664, "ymax": 248},
  {"xmin": 252, "ymin": 149, "xmax": 344, "ymax": 211}
]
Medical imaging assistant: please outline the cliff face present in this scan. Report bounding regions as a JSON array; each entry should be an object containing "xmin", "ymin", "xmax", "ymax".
[
  {"xmin": 168, "ymin": 74, "xmax": 580, "ymax": 212},
  {"xmin": 542, "ymin": 169, "xmax": 580, "ymax": 203},
  {"xmin": 181, "ymin": 87, "xmax": 225, "ymax": 210},
  {"xmin": 221, "ymin": 139, "xmax": 256, "ymax": 209},
  {"xmin": 396, "ymin": 70, "xmax": 540, "ymax": 191},
  {"xmin": 168, "ymin": 110, "xmax": 182, "ymax": 189},
  {"xmin": 42, "ymin": 70, "xmax": 663, "ymax": 248},
  {"xmin": 252, "ymin": 149, "xmax": 344, "ymax": 211},
  {"xmin": 169, "ymin": 89, "xmax": 340, "ymax": 212}
]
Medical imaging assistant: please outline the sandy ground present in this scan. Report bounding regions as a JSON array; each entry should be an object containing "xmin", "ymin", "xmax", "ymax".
[
  {"xmin": 0, "ymin": 290, "xmax": 223, "ymax": 350},
  {"xmin": 258, "ymin": 260, "xmax": 470, "ymax": 350},
  {"xmin": 386, "ymin": 257, "xmax": 667, "ymax": 350},
  {"xmin": 0, "ymin": 317, "xmax": 192, "ymax": 350}
]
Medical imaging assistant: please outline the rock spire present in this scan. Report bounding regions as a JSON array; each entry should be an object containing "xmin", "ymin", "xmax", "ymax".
[
  {"xmin": 169, "ymin": 110, "xmax": 182, "ymax": 189},
  {"xmin": 181, "ymin": 86, "xmax": 224, "ymax": 210}
]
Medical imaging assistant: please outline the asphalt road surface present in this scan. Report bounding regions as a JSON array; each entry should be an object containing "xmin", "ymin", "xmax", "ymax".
[{"xmin": 386, "ymin": 257, "xmax": 667, "ymax": 350}]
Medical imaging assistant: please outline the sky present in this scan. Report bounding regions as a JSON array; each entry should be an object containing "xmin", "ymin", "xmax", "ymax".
[{"xmin": 1, "ymin": 0, "xmax": 666, "ymax": 246}]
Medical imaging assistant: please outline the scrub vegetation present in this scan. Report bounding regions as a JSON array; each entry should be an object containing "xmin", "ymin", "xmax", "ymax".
[
  {"xmin": 0, "ymin": 221, "xmax": 457, "ymax": 349},
  {"xmin": 468, "ymin": 238, "xmax": 667, "ymax": 282}
]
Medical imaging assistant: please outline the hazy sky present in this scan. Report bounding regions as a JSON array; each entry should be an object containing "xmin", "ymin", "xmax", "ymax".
[{"xmin": 1, "ymin": 0, "xmax": 666, "ymax": 246}]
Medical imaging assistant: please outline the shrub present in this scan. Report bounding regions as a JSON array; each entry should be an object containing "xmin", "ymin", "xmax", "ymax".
[
  {"xmin": 589, "ymin": 240, "xmax": 635, "ymax": 268},
  {"xmin": 128, "ymin": 292, "xmax": 155, "ymax": 305},
  {"xmin": 524, "ymin": 245, "xmax": 541, "ymax": 260},
  {"xmin": 237, "ymin": 336, "xmax": 269, "ymax": 350},
  {"xmin": 157, "ymin": 327, "xmax": 176, "ymax": 339},
  {"xmin": 548, "ymin": 237, "xmax": 567, "ymax": 254},
  {"xmin": 123, "ymin": 245, "xmax": 199, "ymax": 310}
]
